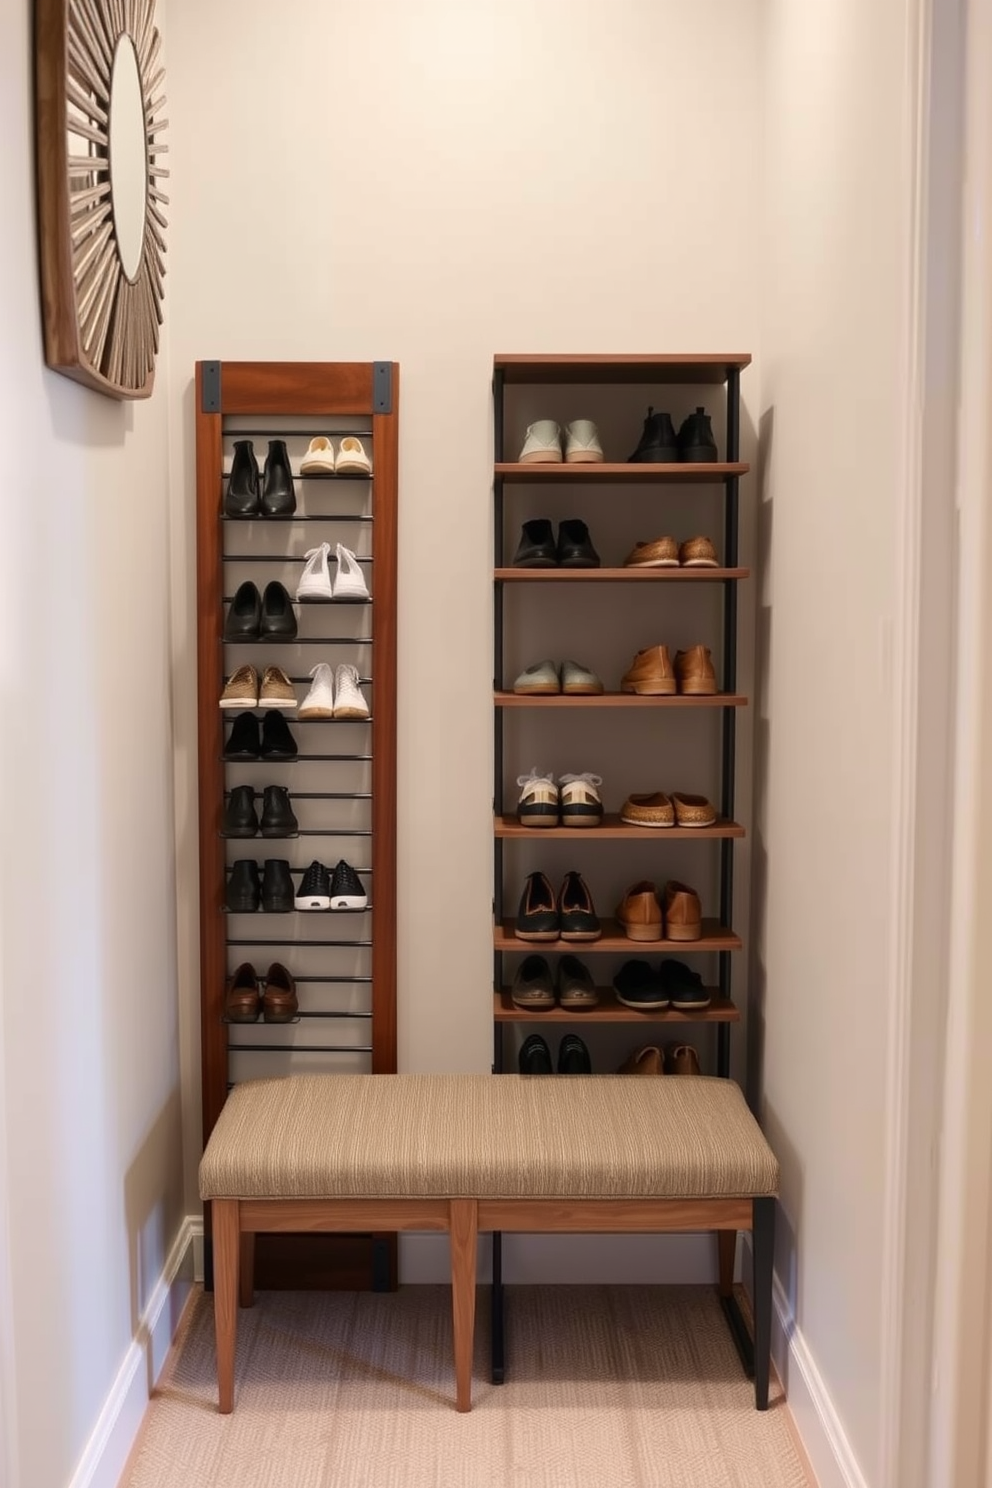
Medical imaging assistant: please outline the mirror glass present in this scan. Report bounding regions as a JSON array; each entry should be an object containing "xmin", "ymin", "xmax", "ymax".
[{"xmin": 108, "ymin": 36, "xmax": 147, "ymax": 283}]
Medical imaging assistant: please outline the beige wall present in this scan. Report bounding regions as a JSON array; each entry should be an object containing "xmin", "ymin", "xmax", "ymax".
[{"xmin": 0, "ymin": 3, "xmax": 184, "ymax": 1485}]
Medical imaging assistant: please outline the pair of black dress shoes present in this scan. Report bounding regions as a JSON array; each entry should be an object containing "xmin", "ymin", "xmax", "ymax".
[
  {"xmin": 512, "ymin": 518, "xmax": 599, "ymax": 568},
  {"xmin": 224, "ymin": 581, "xmax": 297, "ymax": 641},
  {"xmin": 221, "ymin": 785, "xmax": 298, "ymax": 839},
  {"xmin": 223, "ymin": 710, "xmax": 298, "ymax": 761},
  {"xmin": 628, "ymin": 407, "xmax": 718, "ymax": 463},
  {"xmin": 227, "ymin": 859, "xmax": 294, "ymax": 913},
  {"xmin": 225, "ymin": 439, "xmax": 296, "ymax": 517},
  {"xmin": 519, "ymin": 1033, "xmax": 591, "ymax": 1075}
]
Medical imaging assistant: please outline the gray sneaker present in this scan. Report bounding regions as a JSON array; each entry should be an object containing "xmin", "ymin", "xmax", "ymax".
[
  {"xmin": 560, "ymin": 659, "xmax": 604, "ymax": 695},
  {"xmin": 512, "ymin": 660, "xmax": 561, "ymax": 695}
]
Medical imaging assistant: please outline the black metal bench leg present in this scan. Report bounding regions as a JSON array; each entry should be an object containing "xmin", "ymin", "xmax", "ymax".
[
  {"xmin": 490, "ymin": 1231, "xmax": 505, "ymax": 1384},
  {"xmin": 752, "ymin": 1196, "xmax": 775, "ymax": 1409}
]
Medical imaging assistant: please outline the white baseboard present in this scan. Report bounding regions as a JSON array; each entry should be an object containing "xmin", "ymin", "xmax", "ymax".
[
  {"xmin": 741, "ymin": 1237, "xmax": 869, "ymax": 1488},
  {"xmin": 68, "ymin": 1216, "xmax": 199, "ymax": 1488},
  {"xmin": 399, "ymin": 1231, "xmax": 730, "ymax": 1285}
]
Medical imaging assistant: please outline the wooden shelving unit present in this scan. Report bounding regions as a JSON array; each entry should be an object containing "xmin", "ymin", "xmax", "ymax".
[
  {"xmin": 495, "ymin": 691, "xmax": 749, "ymax": 708},
  {"xmin": 495, "ymin": 567, "xmax": 750, "ymax": 582},
  {"xmin": 493, "ymin": 990, "xmax": 740, "ymax": 1023},
  {"xmin": 494, "ymin": 920, "xmax": 743, "ymax": 954},
  {"xmin": 494, "ymin": 813, "xmax": 745, "ymax": 840},
  {"xmin": 495, "ymin": 461, "xmax": 749, "ymax": 483}
]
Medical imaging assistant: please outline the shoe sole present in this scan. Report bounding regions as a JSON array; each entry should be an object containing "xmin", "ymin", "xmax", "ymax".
[
  {"xmin": 297, "ymin": 587, "xmax": 334, "ymax": 602},
  {"xmin": 677, "ymin": 680, "xmax": 717, "ymax": 696},
  {"xmin": 614, "ymin": 992, "xmax": 671, "ymax": 1010},
  {"xmin": 262, "ymin": 1008, "xmax": 299, "ymax": 1023},
  {"xmin": 673, "ymin": 817, "xmax": 716, "ymax": 829},
  {"xmin": 335, "ymin": 461, "xmax": 372, "ymax": 476},
  {"xmin": 557, "ymin": 557, "xmax": 601, "ymax": 569},
  {"xmin": 260, "ymin": 829, "xmax": 299, "ymax": 838},
  {"xmin": 666, "ymin": 925, "xmax": 703, "ymax": 941},
  {"xmin": 669, "ymin": 996, "xmax": 712, "ymax": 1009},
  {"xmin": 620, "ymin": 814, "xmax": 673, "ymax": 828},
  {"xmin": 559, "ymin": 929, "xmax": 602, "ymax": 943},
  {"xmin": 294, "ymin": 895, "xmax": 331, "ymax": 910},
  {"xmin": 225, "ymin": 1004, "xmax": 260, "ymax": 1022},
  {"xmin": 510, "ymin": 996, "xmax": 556, "ymax": 1010},
  {"xmin": 620, "ymin": 681, "xmax": 677, "ymax": 696},
  {"xmin": 333, "ymin": 707, "xmax": 370, "ymax": 719},
  {"xmin": 625, "ymin": 558, "xmax": 679, "ymax": 568},
  {"xmin": 513, "ymin": 683, "xmax": 561, "ymax": 695},
  {"xmin": 298, "ymin": 706, "xmax": 334, "ymax": 718},
  {"xmin": 681, "ymin": 559, "xmax": 719, "ymax": 568},
  {"xmin": 558, "ymin": 995, "xmax": 599, "ymax": 1010},
  {"xmin": 679, "ymin": 449, "xmax": 719, "ymax": 463},
  {"xmin": 300, "ymin": 461, "xmax": 336, "ymax": 475},
  {"xmin": 512, "ymin": 557, "xmax": 558, "ymax": 568},
  {"xmin": 514, "ymin": 928, "xmax": 560, "ymax": 942},
  {"xmin": 619, "ymin": 922, "xmax": 663, "ymax": 941},
  {"xmin": 220, "ymin": 697, "xmax": 258, "ymax": 709},
  {"xmin": 519, "ymin": 451, "xmax": 563, "ymax": 464},
  {"xmin": 561, "ymin": 814, "xmax": 603, "ymax": 828},
  {"xmin": 259, "ymin": 698, "xmax": 297, "ymax": 710},
  {"xmin": 330, "ymin": 895, "xmax": 367, "ymax": 909},
  {"xmin": 564, "ymin": 451, "xmax": 603, "ymax": 463},
  {"xmin": 561, "ymin": 683, "xmax": 604, "ymax": 695},
  {"xmin": 518, "ymin": 808, "xmax": 559, "ymax": 827},
  {"xmin": 628, "ymin": 450, "xmax": 679, "ymax": 464}
]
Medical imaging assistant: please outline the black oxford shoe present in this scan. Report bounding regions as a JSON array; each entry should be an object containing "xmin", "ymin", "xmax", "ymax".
[
  {"xmin": 512, "ymin": 518, "xmax": 558, "ymax": 568},
  {"xmin": 556, "ymin": 518, "xmax": 600, "ymax": 568},
  {"xmin": 224, "ymin": 581, "xmax": 263, "ymax": 641},
  {"xmin": 260, "ymin": 786, "xmax": 299, "ymax": 838},
  {"xmin": 226, "ymin": 859, "xmax": 260, "ymax": 913},
  {"xmin": 519, "ymin": 1034, "xmax": 553, "ymax": 1075},
  {"xmin": 224, "ymin": 711, "xmax": 261, "ymax": 761},
  {"xmin": 222, "ymin": 785, "xmax": 259, "ymax": 838},
  {"xmin": 262, "ymin": 859, "xmax": 294, "ymax": 913},
  {"xmin": 260, "ymin": 710, "xmax": 298, "ymax": 760},
  {"xmin": 225, "ymin": 441, "xmax": 260, "ymax": 517},
  {"xmin": 261, "ymin": 440, "xmax": 296, "ymax": 517},
  {"xmin": 260, "ymin": 581, "xmax": 298, "ymax": 640},
  {"xmin": 557, "ymin": 1033, "xmax": 592, "ymax": 1074}
]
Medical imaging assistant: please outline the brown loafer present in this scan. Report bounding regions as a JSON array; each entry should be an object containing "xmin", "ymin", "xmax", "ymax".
[
  {"xmin": 663, "ymin": 880, "xmax": 702, "ymax": 941},
  {"xmin": 620, "ymin": 645, "xmax": 676, "ymax": 696},
  {"xmin": 616, "ymin": 880, "xmax": 664, "ymax": 941},
  {"xmin": 664, "ymin": 1041, "xmax": 702, "ymax": 1076},
  {"xmin": 262, "ymin": 962, "xmax": 298, "ymax": 1023},
  {"xmin": 224, "ymin": 963, "xmax": 260, "ymax": 1022},
  {"xmin": 673, "ymin": 645, "xmax": 716, "ymax": 696},
  {"xmin": 623, "ymin": 536, "xmax": 679, "ymax": 568},
  {"xmin": 620, "ymin": 791, "xmax": 675, "ymax": 827},
  {"xmin": 671, "ymin": 792, "xmax": 717, "ymax": 828},
  {"xmin": 678, "ymin": 536, "xmax": 719, "ymax": 568},
  {"xmin": 617, "ymin": 1045, "xmax": 664, "ymax": 1075}
]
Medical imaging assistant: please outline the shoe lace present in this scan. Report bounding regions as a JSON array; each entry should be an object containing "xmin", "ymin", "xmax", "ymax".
[
  {"xmin": 559, "ymin": 772, "xmax": 603, "ymax": 790},
  {"xmin": 309, "ymin": 663, "xmax": 333, "ymax": 683},
  {"xmin": 303, "ymin": 543, "xmax": 329, "ymax": 563},
  {"xmin": 516, "ymin": 766, "xmax": 555, "ymax": 789},
  {"xmin": 336, "ymin": 663, "xmax": 360, "ymax": 688}
]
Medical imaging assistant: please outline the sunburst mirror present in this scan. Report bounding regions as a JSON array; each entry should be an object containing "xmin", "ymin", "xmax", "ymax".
[{"xmin": 36, "ymin": 0, "xmax": 168, "ymax": 399}]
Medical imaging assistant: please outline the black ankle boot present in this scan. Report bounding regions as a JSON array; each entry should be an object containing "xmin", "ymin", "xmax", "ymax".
[
  {"xmin": 677, "ymin": 407, "xmax": 718, "ymax": 462},
  {"xmin": 262, "ymin": 859, "xmax": 294, "ymax": 912},
  {"xmin": 225, "ymin": 441, "xmax": 260, "ymax": 517},
  {"xmin": 260, "ymin": 786, "xmax": 299, "ymax": 838},
  {"xmin": 628, "ymin": 407, "xmax": 679, "ymax": 463},
  {"xmin": 226, "ymin": 859, "xmax": 260, "ymax": 912},
  {"xmin": 222, "ymin": 786, "xmax": 259, "ymax": 838},
  {"xmin": 261, "ymin": 440, "xmax": 296, "ymax": 517}
]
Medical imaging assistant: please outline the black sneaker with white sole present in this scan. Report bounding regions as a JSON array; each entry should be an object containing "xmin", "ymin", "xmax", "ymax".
[
  {"xmin": 330, "ymin": 859, "xmax": 367, "ymax": 910},
  {"xmin": 295, "ymin": 860, "xmax": 331, "ymax": 910}
]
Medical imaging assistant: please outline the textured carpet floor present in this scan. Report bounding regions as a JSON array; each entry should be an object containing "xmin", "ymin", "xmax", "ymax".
[{"xmin": 123, "ymin": 1285, "xmax": 813, "ymax": 1488}]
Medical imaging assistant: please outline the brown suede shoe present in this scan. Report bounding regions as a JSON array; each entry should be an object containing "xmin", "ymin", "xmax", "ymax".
[
  {"xmin": 616, "ymin": 880, "xmax": 664, "ymax": 941},
  {"xmin": 617, "ymin": 1045, "xmax": 664, "ymax": 1076},
  {"xmin": 224, "ymin": 963, "xmax": 260, "ymax": 1022},
  {"xmin": 262, "ymin": 962, "xmax": 298, "ymax": 1023},
  {"xmin": 620, "ymin": 645, "xmax": 676, "ymax": 696},
  {"xmin": 623, "ymin": 536, "xmax": 679, "ymax": 568},
  {"xmin": 678, "ymin": 536, "xmax": 719, "ymax": 568},
  {"xmin": 664, "ymin": 1041, "xmax": 701, "ymax": 1076},
  {"xmin": 673, "ymin": 645, "xmax": 717, "ymax": 696},
  {"xmin": 663, "ymin": 880, "xmax": 702, "ymax": 941},
  {"xmin": 671, "ymin": 792, "xmax": 717, "ymax": 828}
]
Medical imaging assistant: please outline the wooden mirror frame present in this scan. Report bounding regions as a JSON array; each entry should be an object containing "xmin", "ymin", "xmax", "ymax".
[{"xmin": 36, "ymin": 0, "xmax": 168, "ymax": 400}]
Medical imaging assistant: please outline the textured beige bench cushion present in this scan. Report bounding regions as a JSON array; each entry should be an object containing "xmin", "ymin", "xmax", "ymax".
[{"xmin": 199, "ymin": 1074, "xmax": 778, "ymax": 1202}]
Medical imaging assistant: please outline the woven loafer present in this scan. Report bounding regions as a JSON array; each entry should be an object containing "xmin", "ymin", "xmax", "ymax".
[
  {"xmin": 623, "ymin": 537, "xmax": 679, "ymax": 568},
  {"xmin": 510, "ymin": 955, "xmax": 556, "ymax": 1010},
  {"xmin": 259, "ymin": 665, "xmax": 297, "ymax": 710},
  {"xmin": 220, "ymin": 665, "xmax": 259, "ymax": 709},
  {"xmin": 679, "ymin": 536, "xmax": 719, "ymax": 567},
  {"xmin": 620, "ymin": 792, "xmax": 675, "ymax": 828},
  {"xmin": 672, "ymin": 792, "xmax": 717, "ymax": 828}
]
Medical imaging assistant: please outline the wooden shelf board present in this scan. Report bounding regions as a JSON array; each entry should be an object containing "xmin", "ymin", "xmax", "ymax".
[
  {"xmin": 495, "ymin": 567, "xmax": 749, "ymax": 582},
  {"xmin": 495, "ymin": 919, "xmax": 742, "ymax": 953},
  {"xmin": 493, "ymin": 355, "xmax": 752, "ymax": 385},
  {"xmin": 494, "ymin": 990, "xmax": 740, "ymax": 1024},
  {"xmin": 495, "ymin": 462, "xmax": 748, "ymax": 483},
  {"xmin": 495, "ymin": 691, "xmax": 748, "ymax": 709},
  {"xmin": 494, "ymin": 813, "xmax": 745, "ymax": 840}
]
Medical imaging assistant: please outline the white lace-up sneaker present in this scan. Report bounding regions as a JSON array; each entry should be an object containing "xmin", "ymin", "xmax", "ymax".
[
  {"xmin": 518, "ymin": 420, "xmax": 563, "ymax": 464},
  {"xmin": 564, "ymin": 421, "xmax": 604, "ymax": 464},
  {"xmin": 332, "ymin": 544, "xmax": 370, "ymax": 600},
  {"xmin": 516, "ymin": 767, "xmax": 560, "ymax": 828},
  {"xmin": 300, "ymin": 436, "xmax": 335, "ymax": 475},
  {"xmin": 299, "ymin": 663, "xmax": 335, "ymax": 718},
  {"xmin": 559, "ymin": 772, "xmax": 604, "ymax": 827},
  {"xmin": 297, "ymin": 542, "xmax": 333, "ymax": 601},
  {"xmin": 333, "ymin": 663, "xmax": 369, "ymax": 719},
  {"xmin": 336, "ymin": 437, "xmax": 372, "ymax": 476}
]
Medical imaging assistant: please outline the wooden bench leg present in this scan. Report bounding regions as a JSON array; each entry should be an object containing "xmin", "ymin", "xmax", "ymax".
[
  {"xmin": 449, "ymin": 1198, "xmax": 478, "ymax": 1412},
  {"xmin": 752, "ymin": 1197, "xmax": 775, "ymax": 1410},
  {"xmin": 239, "ymin": 1232, "xmax": 255, "ymax": 1308},
  {"xmin": 213, "ymin": 1199, "xmax": 240, "ymax": 1413},
  {"xmin": 717, "ymin": 1230, "xmax": 736, "ymax": 1298}
]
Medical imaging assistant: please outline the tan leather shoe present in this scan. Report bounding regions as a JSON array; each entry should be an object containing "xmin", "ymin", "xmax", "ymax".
[
  {"xmin": 663, "ymin": 880, "xmax": 702, "ymax": 941},
  {"xmin": 674, "ymin": 645, "xmax": 717, "ymax": 696},
  {"xmin": 623, "ymin": 536, "xmax": 679, "ymax": 568},
  {"xmin": 616, "ymin": 880, "xmax": 663, "ymax": 941},
  {"xmin": 664, "ymin": 1041, "xmax": 701, "ymax": 1076},
  {"xmin": 620, "ymin": 792, "xmax": 675, "ymax": 827},
  {"xmin": 671, "ymin": 792, "xmax": 717, "ymax": 828},
  {"xmin": 678, "ymin": 536, "xmax": 719, "ymax": 568},
  {"xmin": 620, "ymin": 645, "xmax": 676, "ymax": 696},
  {"xmin": 617, "ymin": 1045, "xmax": 664, "ymax": 1075}
]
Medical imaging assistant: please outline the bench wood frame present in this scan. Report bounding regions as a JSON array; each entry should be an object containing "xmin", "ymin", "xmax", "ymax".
[{"xmin": 212, "ymin": 1193, "xmax": 775, "ymax": 1414}]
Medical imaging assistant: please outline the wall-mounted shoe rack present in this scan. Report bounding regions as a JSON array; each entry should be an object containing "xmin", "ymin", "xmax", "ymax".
[
  {"xmin": 195, "ymin": 360, "xmax": 398, "ymax": 1291},
  {"xmin": 491, "ymin": 352, "xmax": 751, "ymax": 1376}
]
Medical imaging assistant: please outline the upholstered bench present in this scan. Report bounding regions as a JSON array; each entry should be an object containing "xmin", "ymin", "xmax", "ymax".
[{"xmin": 199, "ymin": 1073, "xmax": 779, "ymax": 1413}]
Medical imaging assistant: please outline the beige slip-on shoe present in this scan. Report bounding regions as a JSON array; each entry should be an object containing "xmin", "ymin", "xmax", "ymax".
[
  {"xmin": 620, "ymin": 645, "xmax": 676, "ymax": 696},
  {"xmin": 620, "ymin": 792, "xmax": 675, "ymax": 828},
  {"xmin": 623, "ymin": 536, "xmax": 679, "ymax": 568},
  {"xmin": 674, "ymin": 645, "xmax": 717, "ymax": 696},
  {"xmin": 220, "ymin": 664, "xmax": 259, "ymax": 709},
  {"xmin": 663, "ymin": 880, "xmax": 702, "ymax": 941},
  {"xmin": 671, "ymin": 792, "xmax": 717, "ymax": 828},
  {"xmin": 259, "ymin": 665, "xmax": 297, "ymax": 711},
  {"xmin": 336, "ymin": 437, "xmax": 372, "ymax": 476},
  {"xmin": 616, "ymin": 880, "xmax": 664, "ymax": 941},
  {"xmin": 678, "ymin": 536, "xmax": 719, "ymax": 567},
  {"xmin": 300, "ymin": 436, "xmax": 335, "ymax": 475}
]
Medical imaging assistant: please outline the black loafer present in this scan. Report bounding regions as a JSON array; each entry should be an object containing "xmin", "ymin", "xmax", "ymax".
[
  {"xmin": 260, "ymin": 581, "xmax": 298, "ymax": 640},
  {"xmin": 512, "ymin": 518, "xmax": 558, "ymax": 568},
  {"xmin": 260, "ymin": 711, "xmax": 298, "ymax": 760},
  {"xmin": 261, "ymin": 859, "xmax": 294, "ymax": 913},
  {"xmin": 260, "ymin": 785, "xmax": 298, "ymax": 838},
  {"xmin": 677, "ymin": 407, "xmax": 718, "ymax": 463},
  {"xmin": 224, "ymin": 711, "xmax": 261, "ymax": 761},
  {"xmin": 514, "ymin": 872, "xmax": 559, "ymax": 941},
  {"xmin": 556, "ymin": 518, "xmax": 600, "ymax": 568},
  {"xmin": 224, "ymin": 440, "xmax": 260, "ymax": 517},
  {"xmin": 511, "ymin": 955, "xmax": 556, "ymax": 1010},
  {"xmin": 221, "ymin": 785, "xmax": 259, "ymax": 838},
  {"xmin": 613, "ymin": 960, "xmax": 670, "ymax": 1010},
  {"xmin": 557, "ymin": 1033, "xmax": 592, "ymax": 1074},
  {"xmin": 261, "ymin": 439, "xmax": 296, "ymax": 516},
  {"xmin": 519, "ymin": 1033, "xmax": 553, "ymax": 1075},
  {"xmin": 628, "ymin": 407, "xmax": 679, "ymax": 463},
  {"xmin": 226, "ymin": 859, "xmax": 260, "ymax": 913},
  {"xmin": 660, "ymin": 958, "xmax": 711, "ymax": 1009},
  {"xmin": 558, "ymin": 871, "xmax": 601, "ymax": 942},
  {"xmin": 224, "ymin": 581, "xmax": 262, "ymax": 641}
]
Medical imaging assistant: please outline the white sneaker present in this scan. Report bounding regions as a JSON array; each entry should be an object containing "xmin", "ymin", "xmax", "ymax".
[
  {"xmin": 299, "ymin": 663, "xmax": 335, "ymax": 718},
  {"xmin": 564, "ymin": 420, "xmax": 604, "ymax": 464},
  {"xmin": 333, "ymin": 544, "xmax": 370, "ymax": 600},
  {"xmin": 516, "ymin": 767, "xmax": 559, "ymax": 828},
  {"xmin": 336, "ymin": 437, "xmax": 372, "ymax": 476},
  {"xmin": 558, "ymin": 771, "xmax": 604, "ymax": 828},
  {"xmin": 300, "ymin": 436, "xmax": 335, "ymax": 475},
  {"xmin": 333, "ymin": 663, "xmax": 369, "ymax": 719},
  {"xmin": 297, "ymin": 542, "xmax": 333, "ymax": 601},
  {"xmin": 518, "ymin": 420, "xmax": 563, "ymax": 464}
]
